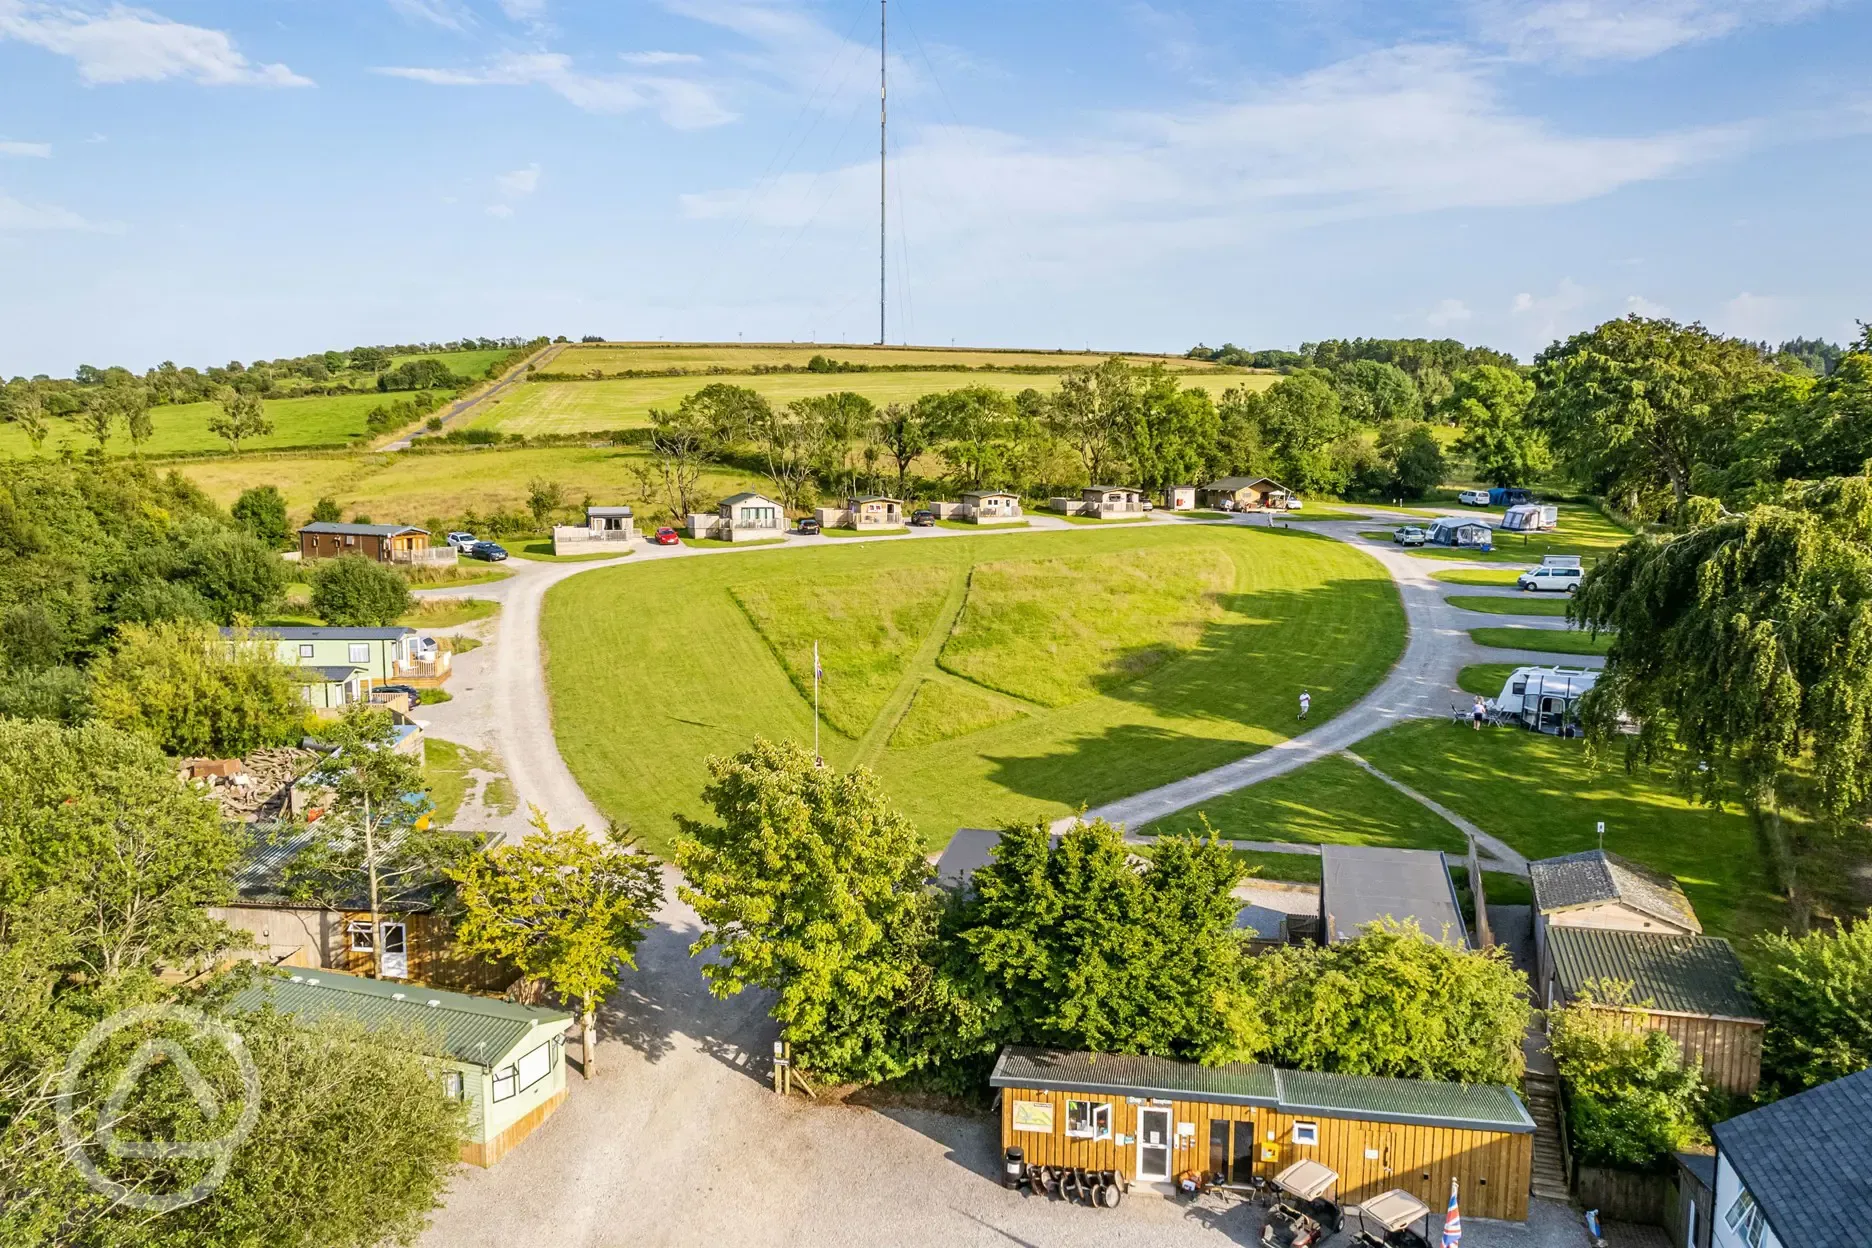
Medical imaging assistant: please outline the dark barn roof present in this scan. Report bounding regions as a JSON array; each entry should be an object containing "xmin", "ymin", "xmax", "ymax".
[
  {"xmin": 1712, "ymin": 1068, "xmax": 1872, "ymax": 1248},
  {"xmin": 991, "ymin": 1047, "xmax": 1533, "ymax": 1134},
  {"xmin": 1548, "ymin": 926, "xmax": 1760, "ymax": 1020},
  {"xmin": 299, "ymin": 522, "xmax": 427, "ymax": 538},
  {"xmin": 1320, "ymin": 845, "xmax": 1468, "ymax": 948},
  {"xmin": 1529, "ymin": 849, "xmax": 1700, "ymax": 932}
]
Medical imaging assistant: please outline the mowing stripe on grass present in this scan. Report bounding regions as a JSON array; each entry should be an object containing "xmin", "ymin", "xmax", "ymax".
[
  {"xmin": 1469, "ymin": 626, "xmax": 1611, "ymax": 656},
  {"xmin": 1446, "ymin": 594, "xmax": 1572, "ymax": 617}
]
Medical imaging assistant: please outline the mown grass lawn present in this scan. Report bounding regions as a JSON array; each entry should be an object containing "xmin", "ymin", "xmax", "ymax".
[
  {"xmin": 1471, "ymin": 626, "xmax": 1611, "ymax": 656},
  {"xmin": 1447, "ymin": 594, "xmax": 1572, "ymax": 617},
  {"xmin": 1403, "ymin": 504, "xmax": 1635, "ymax": 565},
  {"xmin": 1432, "ymin": 568, "xmax": 1522, "ymax": 587},
  {"xmin": 548, "ymin": 342, "xmax": 1247, "ymax": 374},
  {"xmin": 1458, "ymin": 663, "xmax": 1521, "ymax": 697},
  {"xmin": 0, "ymin": 391, "xmax": 416, "ymax": 458},
  {"xmin": 399, "ymin": 598, "xmax": 500, "ymax": 629},
  {"xmin": 543, "ymin": 523, "xmax": 1404, "ymax": 853},
  {"xmin": 1352, "ymin": 720, "xmax": 1779, "ymax": 938}
]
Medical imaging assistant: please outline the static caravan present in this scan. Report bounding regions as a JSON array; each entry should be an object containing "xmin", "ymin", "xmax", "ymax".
[
  {"xmin": 992, "ymin": 1047, "xmax": 1533, "ymax": 1221},
  {"xmin": 1490, "ymin": 665, "xmax": 1598, "ymax": 735}
]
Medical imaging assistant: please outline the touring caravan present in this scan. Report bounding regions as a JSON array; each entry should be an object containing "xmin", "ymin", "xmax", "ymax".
[
  {"xmin": 1501, "ymin": 503, "xmax": 1559, "ymax": 533},
  {"xmin": 1491, "ymin": 666, "xmax": 1599, "ymax": 735}
]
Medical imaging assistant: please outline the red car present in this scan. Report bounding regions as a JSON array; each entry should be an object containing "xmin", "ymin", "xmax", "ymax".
[{"xmin": 653, "ymin": 527, "xmax": 681, "ymax": 546}]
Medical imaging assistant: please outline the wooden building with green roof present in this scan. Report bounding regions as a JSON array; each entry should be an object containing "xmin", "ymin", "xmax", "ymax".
[
  {"xmin": 232, "ymin": 967, "xmax": 572, "ymax": 1167},
  {"xmin": 991, "ymin": 1046, "xmax": 1534, "ymax": 1221}
]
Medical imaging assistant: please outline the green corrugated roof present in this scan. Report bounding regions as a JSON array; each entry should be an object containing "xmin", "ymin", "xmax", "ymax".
[
  {"xmin": 230, "ymin": 968, "xmax": 570, "ymax": 1069},
  {"xmin": 990, "ymin": 1047, "xmax": 1533, "ymax": 1133},
  {"xmin": 1549, "ymin": 926, "xmax": 1761, "ymax": 1021}
]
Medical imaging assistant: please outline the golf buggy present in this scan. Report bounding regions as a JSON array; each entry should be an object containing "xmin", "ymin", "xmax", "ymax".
[
  {"xmin": 1353, "ymin": 1189, "xmax": 1434, "ymax": 1248},
  {"xmin": 1260, "ymin": 1160, "xmax": 1343, "ymax": 1248}
]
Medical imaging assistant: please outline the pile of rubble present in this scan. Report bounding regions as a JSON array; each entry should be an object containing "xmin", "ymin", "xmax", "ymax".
[{"xmin": 182, "ymin": 747, "xmax": 319, "ymax": 821}]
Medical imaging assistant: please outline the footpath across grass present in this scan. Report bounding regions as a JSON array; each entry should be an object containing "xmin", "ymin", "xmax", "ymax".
[
  {"xmin": 543, "ymin": 523, "xmax": 1405, "ymax": 852},
  {"xmin": 1433, "ymin": 568, "xmax": 1522, "ymax": 587},
  {"xmin": 1470, "ymin": 626, "xmax": 1611, "ymax": 656}
]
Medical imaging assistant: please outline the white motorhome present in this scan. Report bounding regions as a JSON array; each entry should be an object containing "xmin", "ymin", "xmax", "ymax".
[{"xmin": 1491, "ymin": 665, "xmax": 1599, "ymax": 735}]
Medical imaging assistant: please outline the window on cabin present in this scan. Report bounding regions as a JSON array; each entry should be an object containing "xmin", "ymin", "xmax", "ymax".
[
  {"xmin": 1725, "ymin": 1189, "xmax": 1766, "ymax": 1248},
  {"xmin": 349, "ymin": 643, "xmax": 370, "ymax": 664},
  {"xmin": 347, "ymin": 921, "xmax": 374, "ymax": 951},
  {"xmin": 1063, "ymin": 1100, "xmax": 1111, "ymax": 1140},
  {"xmin": 299, "ymin": 643, "xmax": 315, "ymax": 659},
  {"xmin": 1292, "ymin": 1122, "xmax": 1319, "ymax": 1146},
  {"xmin": 515, "ymin": 1043, "xmax": 551, "ymax": 1094},
  {"xmin": 441, "ymin": 1070, "xmax": 464, "ymax": 1100},
  {"xmin": 491, "ymin": 1065, "xmax": 517, "ymax": 1102}
]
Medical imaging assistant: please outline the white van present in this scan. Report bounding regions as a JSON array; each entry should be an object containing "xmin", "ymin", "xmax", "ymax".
[{"xmin": 1517, "ymin": 565, "xmax": 1583, "ymax": 593}]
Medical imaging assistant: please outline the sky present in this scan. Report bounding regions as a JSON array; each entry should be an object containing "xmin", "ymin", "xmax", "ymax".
[{"xmin": 1, "ymin": 0, "xmax": 1868, "ymax": 376}]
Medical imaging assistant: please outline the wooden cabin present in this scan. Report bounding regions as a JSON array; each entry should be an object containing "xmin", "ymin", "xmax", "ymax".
[
  {"xmin": 992, "ymin": 1047, "xmax": 1534, "ymax": 1221},
  {"xmin": 298, "ymin": 521, "xmax": 434, "ymax": 563},
  {"xmin": 1544, "ymin": 925, "xmax": 1764, "ymax": 1096}
]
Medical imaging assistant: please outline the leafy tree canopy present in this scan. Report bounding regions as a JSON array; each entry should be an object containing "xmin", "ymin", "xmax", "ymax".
[
  {"xmin": 1751, "ymin": 915, "xmax": 1872, "ymax": 1094},
  {"xmin": 1442, "ymin": 365, "xmax": 1548, "ymax": 487},
  {"xmin": 1547, "ymin": 983, "xmax": 1707, "ymax": 1169},
  {"xmin": 90, "ymin": 620, "xmax": 305, "ymax": 759},
  {"xmin": 309, "ymin": 555, "xmax": 413, "ymax": 627}
]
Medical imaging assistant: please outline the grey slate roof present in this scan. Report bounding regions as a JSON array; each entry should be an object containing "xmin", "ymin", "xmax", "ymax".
[
  {"xmin": 1548, "ymin": 926, "xmax": 1760, "ymax": 1020},
  {"xmin": 719, "ymin": 491, "xmax": 779, "ymax": 507},
  {"xmin": 1712, "ymin": 1068, "xmax": 1872, "ymax": 1248},
  {"xmin": 230, "ymin": 968, "xmax": 569, "ymax": 1069},
  {"xmin": 991, "ymin": 1047, "xmax": 1533, "ymax": 1134},
  {"xmin": 1674, "ymin": 1150, "xmax": 1716, "ymax": 1193},
  {"xmin": 290, "ymin": 664, "xmax": 363, "ymax": 684},
  {"xmin": 1529, "ymin": 849, "xmax": 1701, "ymax": 932},
  {"xmin": 1320, "ymin": 845, "xmax": 1468, "ymax": 948},
  {"xmin": 299, "ymin": 522, "xmax": 427, "ymax": 538},
  {"xmin": 231, "ymin": 625, "xmax": 414, "ymax": 641},
  {"xmin": 1205, "ymin": 476, "xmax": 1284, "ymax": 492}
]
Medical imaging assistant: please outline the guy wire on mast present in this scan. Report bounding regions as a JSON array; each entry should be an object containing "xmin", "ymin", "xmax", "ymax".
[{"xmin": 879, "ymin": 0, "xmax": 887, "ymax": 347}]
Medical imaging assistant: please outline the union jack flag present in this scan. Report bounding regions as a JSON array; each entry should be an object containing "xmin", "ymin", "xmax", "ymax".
[{"xmin": 1442, "ymin": 1178, "xmax": 1462, "ymax": 1247}]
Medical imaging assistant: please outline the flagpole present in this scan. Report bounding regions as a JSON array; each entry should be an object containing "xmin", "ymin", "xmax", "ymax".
[{"xmin": 813, "ymin": 640, "xmax": 821, "ymax": 763}]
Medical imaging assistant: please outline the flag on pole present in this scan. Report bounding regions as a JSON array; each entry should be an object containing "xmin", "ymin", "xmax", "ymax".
[
  {"xmin": 1441, "ymin": 1177, "xmax": 1462, "ymax": 1247},
  {"xmin": 814, "ymin": 642, "xmax": 823, "ymax": 681}
]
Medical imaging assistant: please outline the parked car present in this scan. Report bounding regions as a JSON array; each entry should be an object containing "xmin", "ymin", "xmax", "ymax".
[
  {"xmin": 1517, "ymin": 565, "xmax": 1583, "ymax": 593},
  {"xmin": 1141, "ymin": 500, "xmax": 1155, "ymax": 512},
  {"xmin": 1285, "ymin": 497, "xmax": 1304, "ymax": 510},
  {"xmin": 1393, "ymin": 526, "xmax": 1426, "ymax": 546},
  {"xmin": 1456, "ymin": 490, "xmax": 1491, "ymax": 506},
  {"xmin": 371, "ymin": 684, "xmax": 422, "ymax": 699},
  {"xmin": 797, "ymin": 517, "xmax": 822, "ymax": 535},
  {"xmin": 445, "ymin": 531, "xmax": 478, "ymax": 551},
  {"xmin": 409, "ymin": 636, "xmax": 438, "ymax": 663},
  {"xmin": 465, "ymin": 541, "xmax": 507, "ymax": 562},
  {"xmin": 910, "ymin": 509, "xmax": 936, "ymax": 527},
  {"xmin": 653, "ymin": 527, "xmax": 681, "ymax": 546}
]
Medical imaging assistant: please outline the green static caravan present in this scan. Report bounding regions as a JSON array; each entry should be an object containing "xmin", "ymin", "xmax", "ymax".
[
  {"xmin": 233, "ymin": 625, "xmax": 419, "ymax": 685},
  {"xmin": 232, "ymin": 968, "xmax": 573, "ymax": 1167}
]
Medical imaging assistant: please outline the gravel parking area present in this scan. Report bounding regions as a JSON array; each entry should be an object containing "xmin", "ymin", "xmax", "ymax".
[{"xmin": 420, "ymin": 876, "xmax": 1593, "ymax": 1248}]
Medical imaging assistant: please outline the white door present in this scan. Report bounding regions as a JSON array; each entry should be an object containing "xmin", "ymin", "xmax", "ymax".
[
  {"xmin": 380, "ymin": 922, "xmax": 409, "ymax": 979},
  {"xmin": 1136, "ymin": 1107, "xmax": 1173, "ymax": 1182}
]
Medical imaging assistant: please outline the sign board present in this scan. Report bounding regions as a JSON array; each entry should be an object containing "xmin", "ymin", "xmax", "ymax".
[{"xmin": 1011, "ymin": 1102, "xmax": 1055, "ymax": 1133}]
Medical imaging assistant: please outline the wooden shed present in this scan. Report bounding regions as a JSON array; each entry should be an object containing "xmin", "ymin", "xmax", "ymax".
[
  {"xmin": 991, "ymin": 1047, "xmax": 1534, "ymax": 1222},
  {"xmin": 1544, "ymin": 925, "xmax": 1764, "ymax": 1096},
  {"xmin": 298, "ymin": 521, "xmax": 433, "ymax": 563}
]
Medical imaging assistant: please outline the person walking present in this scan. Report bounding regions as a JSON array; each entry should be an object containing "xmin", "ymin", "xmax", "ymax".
[
  {"xmin": 1298, "ymin": 690, "xmax": 1311, "ymax": 720},
  {"xmin": 1472, "ymin": 695, "xmax": 1487, "ymax": 731}
]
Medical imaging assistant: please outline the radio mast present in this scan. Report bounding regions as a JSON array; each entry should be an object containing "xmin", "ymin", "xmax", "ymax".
[{"xmin": 878, "ymin": 0, "xmax": 887, "ymax": 346}]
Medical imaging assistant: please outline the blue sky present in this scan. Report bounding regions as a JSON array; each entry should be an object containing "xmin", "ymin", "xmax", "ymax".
[{"xmin": 1, "ymin": 0, "xmax": 1867, "ymax": 375}]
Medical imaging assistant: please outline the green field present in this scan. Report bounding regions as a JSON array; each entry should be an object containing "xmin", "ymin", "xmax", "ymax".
[
  {"xmin": 396, "ymin": 348, "xmax": 511, "ymax": 378},
  {"xmin": 1447, "ymin": 594, "xmax": 1572, "ymax": 617},
  {"xmin": 542, "ymin": 524, "xmax": 1404, "ymax": 852},
  {"xmin": 1432, "ymin": 568, "xmax": 1523, "ymax": 587},
  {"xmin": 547, "ymin": 342, "xmax": 1242, "ymax": 374},
  {"xmin": 1470, "ymin": 626, "xmax": 1611, "ymax": 656},
  {"xmin": 0, "ymin": 391, "xmax": 423, "ymax": 458},
  {"xmin": 1457, "ymin": 663, "xmax": 1520, "ymax": 697},
  {"xmin": 1148, "ymin": 720, "xmax": 1781, "ymax": 938}
]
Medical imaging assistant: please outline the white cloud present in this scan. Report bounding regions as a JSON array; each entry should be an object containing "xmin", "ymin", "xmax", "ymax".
[
  {"xmin": 378, "ymin": 52, "xmax": 734, "ymax": 128},
  {"xmin": 0, "ymin": 1, "xmax": 312, "ymax": 86},
  {"xmin": 659, "ymin": 0, "xmax": 920, "ymax": 98},
  {"xmin": 1427, "ymin": 298, "xmax": 1473, "ymax": 328},
  {"xmin": 388, "ymin": 0, "xmax": 471, "ymax": 32},
  {"xmin": 1718, "ymin": 291, "xmax": 1796, "ymax": 340},
  {"xmin": 1624, "ymin": 294, "xmax": 1670, "ymax": 317},
  {"xmin": 0, "ymin": 190, "xmax": 110, "ymax": 230},
  {"xmin": 496, "ymin": 163, "xmax": 540, "ymax": 198},
  {"xmin": 683, "ymin": 45, "xmax": 1747, "ymax": 246},
  {"xmin": 1506, "ymin": 279, "xmax": 1591, "ymax": 352},
  {"xmin": 499, "ymin": 0, "xmax": 547, "ymax": 19},
  {"xmin": 485, "ymin": 203, "xmax": 514, "ymax": 218},
  {"xmin": 0, "ymin": 139, "xmax": 51, "ymax": 157},
  {"xmin": 620, "ymin": 50, "xmax": 701, "ymax": 66},
  {"xmin": 1475, "ymin": 0, "xmax": 1836, "ymax": 64}
]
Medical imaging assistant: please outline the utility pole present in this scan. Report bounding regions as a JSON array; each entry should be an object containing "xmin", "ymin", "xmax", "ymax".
[{"xmin": 879, "ymin": 0, "xmax": 887, "ymax": 347}]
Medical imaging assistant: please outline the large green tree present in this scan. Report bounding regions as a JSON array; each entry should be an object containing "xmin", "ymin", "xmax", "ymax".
[
  {"xmin": 309, "ymin": 554, "xmax": 412, "ymax": 627},
  {"xmin": 1376, "ymin": 420, "xmax": 1447, "ymax": 498},
  {"xmin": 1531, "ymin": 316, "xmax": 1771, "ymax": 517},
  {"xmin": 1118, "ymin": 368, "xmax": 1220, "ymax": 494},
  {"xmin": 207, "ymin": 388, "xmax": 273, "ymax": 453},
  {"xmin": 675, "ymin": 739, "xmax": 939, "ymax": 1084},
  {"xmin": 1443, "ymin": 365, "xmax": 1548, "ymax": 487},
  {"xmin": 452, "ymin": 809, "xmax": 664, "ymax": 1078},
  {"xmin": 1573, "ymin": 475, "xmax": 1872, "ymax": 822},
  {"xmin": 1048, "ymin": 358, "xmax": 1137, "ymax": 485},
  {"xmin": 89, "ymin": 620, "xmax": 305, "ymax": 758},
  {"xmin": 1333, "ymin": 359, "xmax": 1421, "ymax": 426},
  {"xmin": 231, "ymin": 485, "xmax": 292, "ymax": 549},
  {"xmin": 1750, "ymin": 915, "xmax": 1872, "ymax": 1093},
  {"xmin": 1547, "ymin": 985, "xmax": 1706, "ymax": 1168}
]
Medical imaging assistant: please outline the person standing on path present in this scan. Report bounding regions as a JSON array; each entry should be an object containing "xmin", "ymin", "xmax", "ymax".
[
  {"xmin": 1298, "ymin": 690, "xmax": 1311, "ymax": 720},
  {"xmin": 1472, "ymin": 695, "xmax": 1487, "ymax": 730}
]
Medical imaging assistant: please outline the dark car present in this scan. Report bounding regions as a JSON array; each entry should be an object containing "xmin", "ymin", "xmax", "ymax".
[
  {"xmin": 653, "ymin": 527, "xmax": 681, "ymax": 546},
  {"xmin": 910, "ymin": 509, "xmax": 937, "ymax": 527},
  {"xmin": 466, "ymin": 540, "xmax": 508, "ymax": 562},
  {"xmin": 797, "ymin": 517, "xmax": 822, "ymax": 535}
]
